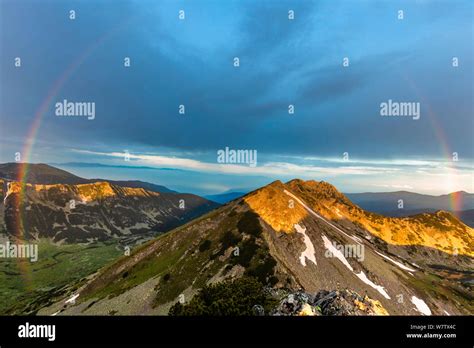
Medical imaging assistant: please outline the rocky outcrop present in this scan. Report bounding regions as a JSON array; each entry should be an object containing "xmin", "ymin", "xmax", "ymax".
[{"xmin": 270, "ymin": 289, "xmax": 388, "ymax": 316}]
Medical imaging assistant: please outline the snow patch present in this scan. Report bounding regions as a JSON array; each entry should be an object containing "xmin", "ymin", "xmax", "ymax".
[
  {"xmin": 411, "ymin": 296, "xmax": 431, "ymax": 315},
  {"xmin": 322, "ymin": 234, "xmax": 390, "ymax": 300},
  {"xmin": 285, "ymin": 190, "xmax": 391, "ymax": 301},
  {"xmin": 294, "ymin": 224, "xmax": 317, "ymax": 266},
  {"xmin": 374, "ymin": 250, "xmax": 416, "ymax": 272},
  {"xmin": 65, "ymin": 293, "xmax": 79, "ymax": 305},
  {"xmin": 355, "ymin": 271, "xmax": 391, "ymax": 299},
  {"xmin": 322, "ymin": 234, "xmax": 353, "ymax": 270}
]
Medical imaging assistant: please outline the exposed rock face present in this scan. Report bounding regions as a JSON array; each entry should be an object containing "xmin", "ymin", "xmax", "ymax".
[
  {"xmin": 271, "ymin": 289, "xmax": 389, "ymax": 316},
  {"xmin": 314, "ymin": 289, "xmax": 389, "ymax": 316},
  {"xmin": 1, "ymin": 179, "xmax": 218, "ymax": 243},
  {"xmin": 244, "ymin": 181, "xmax": 308, "ymax": 232}
]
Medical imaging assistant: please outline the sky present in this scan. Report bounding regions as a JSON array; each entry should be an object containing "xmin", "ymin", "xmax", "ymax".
[{"xmin": 0, "ymin": 0, "xmax": 473, "ymax": 195}]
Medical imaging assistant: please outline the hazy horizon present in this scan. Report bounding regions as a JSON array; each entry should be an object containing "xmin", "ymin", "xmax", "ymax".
[{"xmin": 1, "ymin": 161, "xmax": 472, "ymax": 197}]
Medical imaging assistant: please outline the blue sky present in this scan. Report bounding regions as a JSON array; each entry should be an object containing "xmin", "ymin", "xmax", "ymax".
[{"xmin": 0, "ymin": 0, "xmax": 473, "ymax": 195}]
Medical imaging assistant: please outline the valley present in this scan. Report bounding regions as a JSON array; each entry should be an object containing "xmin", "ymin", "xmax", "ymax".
[
  {"xmin": 0, "ymin": 239, "xmax": 121, "ymax": 314},
  {"xmin": 0, "ymin": 164, "xmax": 472, "ymax": 316},
  {"xmin": 0, "ymin": 163, "xmax": 218, "ymax": 314}
]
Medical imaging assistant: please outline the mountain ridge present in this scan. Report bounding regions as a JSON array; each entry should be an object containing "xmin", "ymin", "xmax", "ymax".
[
  {"xmin": 245, "ymin": 179, "xmax": 472, "ymax": 256},
  {"xmin": 39, "ymin": 178, "xmax": 473, "ymax": 316},
  {"xmin": 0, "ymin": 172, "xmax": 218, "ymax": 244},
  {"xmin": 0, "ymin": 163, "xmax": 175, "ymax": 193}
]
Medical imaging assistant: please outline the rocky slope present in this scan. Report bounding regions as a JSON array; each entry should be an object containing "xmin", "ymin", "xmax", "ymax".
[
  {"xmin": 270, "ymin": 289, "xmax": 389, "ymax": 316},
  {"xmin": 278, "ymin": 180, "xmax": 472, "ymax": 256},
  {"xmin": 0, "ymin": 178, "xmax": 218, "ymax": 243},
  {"xmin": 38, "ymin": 179, "xmax": 473, "ymax": 316}
]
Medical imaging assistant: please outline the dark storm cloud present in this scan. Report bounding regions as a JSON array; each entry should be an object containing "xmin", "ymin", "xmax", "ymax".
[{"xmin": 0, "ymin": 0, "xmax": 472, "ymax": 161}]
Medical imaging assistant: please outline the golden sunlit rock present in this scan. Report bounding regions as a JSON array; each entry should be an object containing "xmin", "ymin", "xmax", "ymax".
[
  {"xmin": 244, "ymin": 181, "xmax": 307, "ymax": 233},
  {"xmin": 286, "ymin": 179, "xmax": 474, "ymax": 257}
]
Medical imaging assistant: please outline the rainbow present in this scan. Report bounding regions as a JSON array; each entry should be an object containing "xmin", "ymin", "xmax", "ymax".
[
  {"xmin": 401, "ymin": 72, "xmax": 464, "ymax": 215},
  {"xmin": 13, "ymin": 17, "xmax": 133, "ymax": 289}
]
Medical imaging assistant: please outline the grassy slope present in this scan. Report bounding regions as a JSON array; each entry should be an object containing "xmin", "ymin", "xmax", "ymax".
[
  {"xmin": 80, "ymin": 204, "xmax": 235, "ymax": 305},
  {"xmin": 78, "ymin": 202, "xmax": 278, "ymax": 311}
]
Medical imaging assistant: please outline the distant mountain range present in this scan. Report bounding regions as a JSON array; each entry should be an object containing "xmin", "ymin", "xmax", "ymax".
[
  {"xmin": 346, "ymin": 190, "xmax": 474, "ymax": 214},
  {"xmin": 0, "ymin": 163, "xmax": 217, "ymax": 243},
  {"xmin": 347, "ymin": 191, "xmax": 474, "ymax": 227},
  {"xmin": 0, "ymin": 163, "xmax": 175, "ymax": 193},
  {"xmin": 41, "ymin": 179, "xmax": 473, "ymax": 316},
  {"xmin": 205, "ymin": 191, "xmax": 246, "ymax": 204}
]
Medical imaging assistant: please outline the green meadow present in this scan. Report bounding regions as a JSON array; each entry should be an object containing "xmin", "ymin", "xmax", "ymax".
[{"xmin": 0, "ymin": 239, "xmax": 122, "ymax": 314}]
